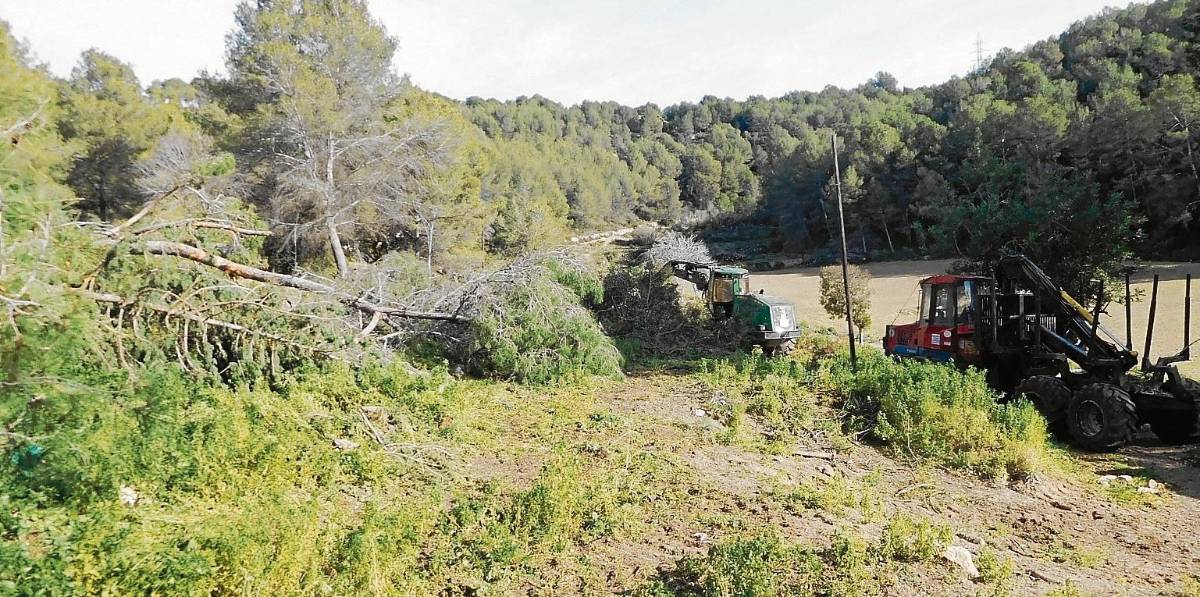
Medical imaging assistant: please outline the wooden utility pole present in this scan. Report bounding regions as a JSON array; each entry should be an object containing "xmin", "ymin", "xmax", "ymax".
[{"xmin": 832, "ymin": 134, "xmax": 857, "ymax": 369}]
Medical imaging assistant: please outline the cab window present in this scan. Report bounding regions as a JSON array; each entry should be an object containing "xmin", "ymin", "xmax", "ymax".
[
  {"xmin": 712, "ymin": 278, "xmax": 734, "ymax": 303},
  {"xmin": 931, "ymin": 285, "xmax": 955, "ymax": 326},
  {"xmin": 918, "ymin": 284, "xmax": 930, "ymax": 322},
  {"xmin": 958, "ymin": 280, "xmax": 976, "ymax": 324}
]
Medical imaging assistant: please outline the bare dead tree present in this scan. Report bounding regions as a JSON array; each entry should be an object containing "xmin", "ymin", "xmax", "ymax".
[{"xmin": 270, "ymin": 122, "xmax": 452, "ymax": 277}]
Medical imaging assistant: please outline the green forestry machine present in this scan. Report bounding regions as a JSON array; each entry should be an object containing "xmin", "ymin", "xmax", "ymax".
[
  {"xmin": 668, "ymin": 260, "xmax": 801, "ymax": 356},
  {"xmin": 885, "ymin": 255, "xmax": 1199, "ymax": 451}
]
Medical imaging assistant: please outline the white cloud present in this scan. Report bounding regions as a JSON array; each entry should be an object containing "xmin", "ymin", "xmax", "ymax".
[{"xmin": 2, "ymin": 0, "xmax": 1133, "ymax": 106}]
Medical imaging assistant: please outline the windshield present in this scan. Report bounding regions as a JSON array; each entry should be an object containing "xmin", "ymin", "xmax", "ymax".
[{"xmin": 712, "ymin": 278, "xmax": 734, "ymax": 303}]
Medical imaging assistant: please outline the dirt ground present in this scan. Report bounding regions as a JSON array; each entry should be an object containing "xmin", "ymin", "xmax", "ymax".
[
  {"xmin": 754, "ymin": 260, "xmax": 1200, "ymax": 379},
  {"xmin": 484, "ymin": 373, "xmax": 1200, "ymax": 595},
  {"xmin": 620, "ymin": 375, "xmax": 1200, "ymax": 596}
]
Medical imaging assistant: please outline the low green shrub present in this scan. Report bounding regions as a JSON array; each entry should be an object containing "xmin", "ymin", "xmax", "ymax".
[
  {"xmin": 877, "ymin": 513, "xmax": 952, "ymax": 562},
  {"xmin": 647, "ymin": 531, "xmax": 823, "ymax": 597},
  {"xmin": 697, "ymin": 353, "xmax": 824, "ymax": 450},
  {"xmin": 687, "ymin": 338, "xmax": 1057, "ymax": 479},
  {"xmin": 2, "ymin": 356, "xmax": 667, "ymax": 595},
  {"xmin": 823, "ymin": 349, "xmax": 1053, "ymax": 480},
  {"xmin": 975, "ymin": 547, "xmax": 1016, "ymax": 596}
]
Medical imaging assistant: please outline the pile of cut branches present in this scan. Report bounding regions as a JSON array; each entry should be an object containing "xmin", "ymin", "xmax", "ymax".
[{"xmin": 642, "ymin": 231, "xmax": 713, "ymax": 267}]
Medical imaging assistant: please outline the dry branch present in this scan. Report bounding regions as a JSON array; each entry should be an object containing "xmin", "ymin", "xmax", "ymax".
[
  {"xmin": 644, "ymin": 231, "xmax": 713, "ymax": 267},
  {"xmin": 131, "ymin": 219, "xmax": 273, "ymax": 237},
  {"xmin": 80, "ymin": 289, "xmax": 336, "ymax": 354},
  {"xmin": 103, "ymin": 185, "xmax": 183, "ymax": 238},
  {"xmin": 113, "ymin": 239, "xmax": 470, "ymax": 323},
  {"xmin": 2, "ymin": 106, "xmax": 43, "ymax": 142}
]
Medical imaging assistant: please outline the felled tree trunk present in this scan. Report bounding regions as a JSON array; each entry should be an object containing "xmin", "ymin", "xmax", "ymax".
[{"xmin": 116, "ymin": 239, "xmax": 469, "ymax": 323}]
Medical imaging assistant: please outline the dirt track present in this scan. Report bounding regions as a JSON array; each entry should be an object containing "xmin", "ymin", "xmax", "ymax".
[{"xmin": 755, "ymin": 260, "xmax": 1200, "ymax": 378}]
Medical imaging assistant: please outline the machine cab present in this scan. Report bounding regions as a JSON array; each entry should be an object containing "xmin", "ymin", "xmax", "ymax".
[
  {"xmin": 708, "ymin": 266, "xmax": 750, "ymax": 319},
  {"xmin": 885, "ymin": 275, "xmax": 989, "ymax": 364}
]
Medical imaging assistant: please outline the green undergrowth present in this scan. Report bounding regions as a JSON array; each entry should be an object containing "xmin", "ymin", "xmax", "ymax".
[
  {"xmin": 826, "ymin": 349, "xmax": 1056, "ymax": 481},
  {"xmin": 695, "ymin": 339, "xmax": 846, "ymax": 453},
  {"xmin": 776, "ymin": 471, "xmax": 884, "ymax": 518},
  {"xmin": 0, "ymin": 360, "xmax": 681, "ymax": 595},
  {"xmin": 690, "ymin": 334, "xmax": 1059, "ymax": 481},
  {"xmin": 1180, "ymin": 575, "xmax": 1200, "ymax": 597},
  {"xmin": 976, "ymin": 547, "xmax": 1017, "ymax": 596},
  {"xmin": 638, "ymin": 514, "xmax": 953, "ymax": 596}
]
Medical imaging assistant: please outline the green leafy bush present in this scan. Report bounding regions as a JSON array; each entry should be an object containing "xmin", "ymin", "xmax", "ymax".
[
  {"xmin": 823, "ymin": 350, "xmax": 1053, "ymax": 480},
  {"xmin": 877, "ymin": 514, "xmax": 952, "ymax": 562},
  {"xmin": 654, "ymin": 531, "xmax": 823, "ymax": 597},
  {"xmin": 696, "ymin": 353, "xmax": 824, "ymax": 449},
  {"xmin": 2, "ymin": 357, "xmax": 665, "ymax": 595},
  {"xmin": 691, "ymin": 340, "xmax": 1054, "ymax": 479}
]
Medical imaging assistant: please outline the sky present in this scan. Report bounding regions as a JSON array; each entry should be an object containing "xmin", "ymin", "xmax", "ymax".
[{"xmin": 2, "ymin": 0, "xmax": 1135, "ymax": 106}]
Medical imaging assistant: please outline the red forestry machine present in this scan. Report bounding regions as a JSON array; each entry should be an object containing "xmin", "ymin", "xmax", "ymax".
[{"xmin": 884, "ymin": 255, "xmax": 1199, "ymax": 451}]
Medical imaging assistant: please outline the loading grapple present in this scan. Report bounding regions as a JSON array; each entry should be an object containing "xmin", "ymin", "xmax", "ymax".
[
  {"xmin": 668, "ymin": 260, "xmax": 801, "ymax": 356},
  {"xmin": 884, "ymin": 255, "xmax": 1198, "ymax": 451}
]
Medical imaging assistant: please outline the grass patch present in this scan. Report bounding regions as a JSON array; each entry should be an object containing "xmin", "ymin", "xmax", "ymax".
[
  {"xmin": 695, "ymin": 341, "xmax": 849, "ymax": 453},
  {"xmin": 1045, "ymin": 580, "xmax": 1089, "ymax": 597},
  {"xmin": 1047, "ymin": 539, "xmax": 1105, "ymax": 568},
  {"xmin": 1, "ymin": 359, "xmax": 681, "ymax": 595},
  {"xmin": 876, "ymin": 513, "xmax": 953, "ymax": 562},
  {"xmin": 1180, "ymin": 575, "xmax": 1200, "ymax": 597},
  {"xmin": 976, "ymin": 547, "xmax": 1016, "ymax": 596},
  {"xmin": 692, "ymin": 338, "xmax": 1059, "ymax": 481},
  {"xmin": 777, "ymin": 471, "xmax": 883, "ymax": 518},
  {"xmin": 1089, "ymin": 463, "xmax": 1170, "ymax": 507},
  {"xmin": 640, "ymin": 515, "xmax": 952, "ymax": 596}
]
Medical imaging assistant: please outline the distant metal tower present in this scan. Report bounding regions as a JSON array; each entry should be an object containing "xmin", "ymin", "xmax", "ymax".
[{"xmin": 974, "ymin": 34, "xmax": 988, "ymax": 72}]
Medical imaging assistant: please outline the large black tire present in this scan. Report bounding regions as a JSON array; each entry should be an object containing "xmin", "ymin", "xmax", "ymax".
[
  {"xmin": 1146, "ymin": 379, "xmax": 1200, "ymax": 445},
  {"xmin": 1066, "ymin": 383, "xmax": 1138, "ymax": 452},
  {"xmin": 1012, "ymin": 375, "xmax": 1071, "ymax": 433}
]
